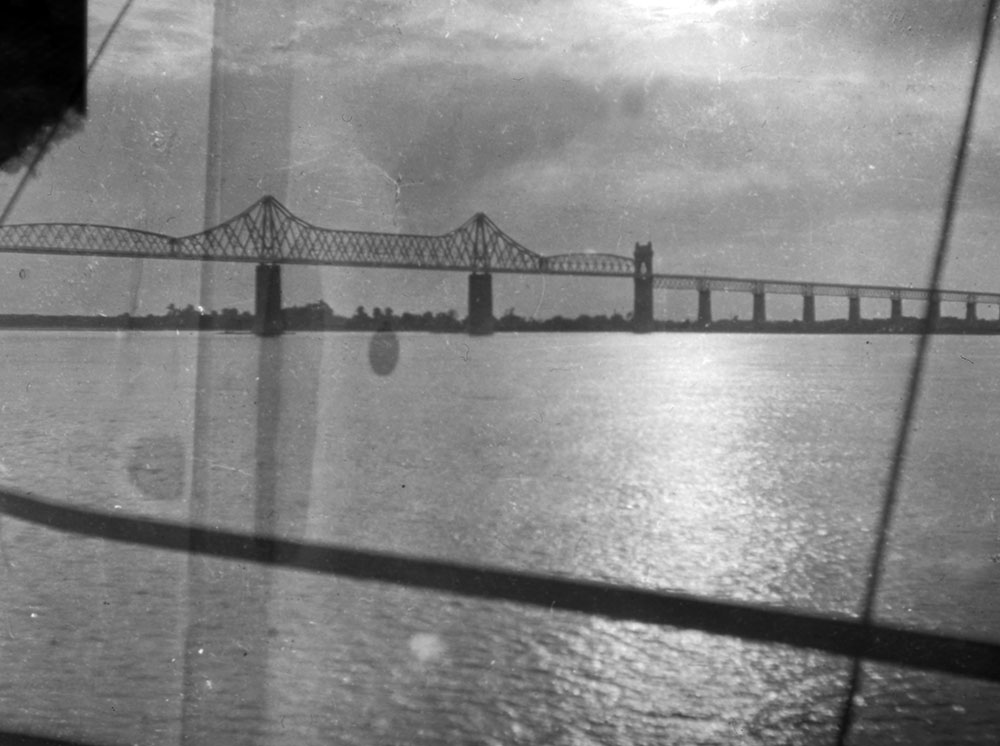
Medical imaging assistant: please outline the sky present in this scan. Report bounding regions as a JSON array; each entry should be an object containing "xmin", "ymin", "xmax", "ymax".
[{"xmin": 1, "ymin": 0, "xmax": 999, "ymax": 320}]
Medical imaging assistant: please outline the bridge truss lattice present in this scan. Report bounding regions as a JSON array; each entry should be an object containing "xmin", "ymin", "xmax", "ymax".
[{"xmin": 0, "ymin": 195, "xmax": 997, "ymax": 304}]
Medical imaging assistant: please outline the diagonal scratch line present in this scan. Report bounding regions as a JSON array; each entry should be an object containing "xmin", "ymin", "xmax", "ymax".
[
  {"xmin": 0, "ymin": 0, "xmax": 140, "ymax": 226},
  {"xmin": 835, "ymin": 1, "xmax": 1000, "ymax": 743},
  {"xmin": 2, "ymin": 486, "xmax": 1000, "ymax": 683}
]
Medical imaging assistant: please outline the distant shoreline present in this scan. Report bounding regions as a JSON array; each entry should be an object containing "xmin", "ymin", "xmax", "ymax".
[{"xmin": 0, "ymin": 312, "xmax": 998, "ymax": 335}]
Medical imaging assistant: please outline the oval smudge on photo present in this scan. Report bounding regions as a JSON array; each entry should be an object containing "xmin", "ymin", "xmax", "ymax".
[
  {"xmin": 127, "ymin": 435, "xmax": 185, "ymax": 501},
  {"xmin": 368, "ymin": 325, "xmax": 399, "ymax": 376}
]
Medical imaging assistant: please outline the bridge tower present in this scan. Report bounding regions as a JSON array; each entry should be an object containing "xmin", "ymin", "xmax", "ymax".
[
  {"xmin": 467, "ymin": 213, "xmax": 495, "ymax": 335},
  {"xmin": 633, "ymin": 242, "xmax": 654, "ymax": 332},
  {"xmin": 250, "ymin": 198, "xmax": 287, "ymax": 336}
]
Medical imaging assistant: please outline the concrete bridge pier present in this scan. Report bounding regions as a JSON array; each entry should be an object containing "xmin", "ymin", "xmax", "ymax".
[
  {"xmin": 467, "ymin": 272, "xmax": 494, "ymax": 335},
  {"xmin": 802, "ymin": 294, "xmax": 816, "ymax": 323},
  {"xmin": 890, "ymin": 297, "xmax": 903, "ymax": 320},
  {"xmin": 254, "ymin": 263, "xmax": 285, "ymax": 336},
  {"xmin": 967, "ymin": 301, "xmax": 978, "ymax": 322},
  {"xmin": 697, "ymin": 289, "xmax": 712, "ymax": 325},
  {"xmin": 928, "ymin": 296, "xmax": 941, "ymax": 321},
  {"xmin": 633, "ymin": 242, "xmax": 654, "ymax": 332},
  {"xmin": 848, "ymin": 295, "xmax": 861, "ymax": 323},
  {"xmin": 752, "ymin": 290, "xmax": 766, "ymax": 324}
]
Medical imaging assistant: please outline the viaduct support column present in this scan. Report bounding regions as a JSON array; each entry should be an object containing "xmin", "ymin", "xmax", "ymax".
[
  {"xmin": 633, "ymin": 242, "xmax": 654, "ymax": 333},
  {"xmin": 848, "ymin": 295, "xmax": 861, "ymax": 323},
  {"xmin": 966, "ymin": 301, "xmax": 978, "ymax": 322},
  {"xmin": 890, "ymin": 298, "xmax": 903, "ymax": 320},
  {"xmin": 802, "ymin": 294, "xmax": 816, "ymax": 324},
  {"xmin": 697, "ymin": 289, "xmax": 712, "ymax": 325},
  {"xmin": 928, "ymin": 295, "xmax": 941, "ymax": 322},
  {"xmin": 253, "ymin": 263, "xmax": 285, "ymax": 336},
  {"xmin": 467, "ymin": 272, "xmax": 494, "ymax": 335},
  {"xmin": 752, "ymin": 289, "xmax": 766, "ymax": 324}
]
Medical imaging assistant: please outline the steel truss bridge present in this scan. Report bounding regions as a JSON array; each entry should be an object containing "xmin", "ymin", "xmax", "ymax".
[{"xmin": 0, "ymin": 195, "xmax": 995, "ymax": 333}]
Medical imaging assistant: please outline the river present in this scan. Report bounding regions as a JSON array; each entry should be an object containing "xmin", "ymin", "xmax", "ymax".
[{"xmin": 1, "ymin": 331, "xmax": 998, "ymax": 745}]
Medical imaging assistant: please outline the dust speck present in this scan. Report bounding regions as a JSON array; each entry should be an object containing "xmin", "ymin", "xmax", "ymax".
[{"xmin": 408, "ymin": 632, "xmax": 446, "ymax": 662}]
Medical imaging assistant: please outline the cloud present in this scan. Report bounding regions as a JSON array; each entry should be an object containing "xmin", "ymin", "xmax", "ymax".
[
  {"xmin": 6, "ymin": 72, "xmax": 209, "ymax": 232},
  {"xmin": 6, "ymin": 0, "xmax": 1000, "ymax": 317},
  {"xmin": 351, "ymin": 65, "xmax": 607, "ymax": 177},
  {"xmin": 92, "ymin": 0, "xmax": 214, "ymax": 79},
  {"xmin": 747, "ymin": 0, "xmax": 989, "ymax": 50}
]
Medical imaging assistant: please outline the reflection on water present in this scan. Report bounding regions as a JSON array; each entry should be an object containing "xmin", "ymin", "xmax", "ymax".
[
  {"xmin": 0, "ymin": 331, "xmax": 999, "ymax": 744},
  {"xmin": 181, "ymin": 336, "xmax": 320, "ymax": 743}
]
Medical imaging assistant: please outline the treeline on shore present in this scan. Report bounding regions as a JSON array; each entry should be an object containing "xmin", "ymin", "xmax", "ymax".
[
  {"xmin": 0, "ymin": 302, "xmax": 630, "ymax": 332},
  {"xmin": 0, "ymin": 302, "xmax": 465, "ymax": 332},
  {"xmin": 1, "ymin": 301, "xmax": 999, "ymax": 334}
]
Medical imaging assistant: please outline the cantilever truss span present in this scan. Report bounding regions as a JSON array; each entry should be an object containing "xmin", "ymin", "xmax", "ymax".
[
  {"xmin": 0, "ymin": 195, "xmax": 997, "ymax": 304},
  {"xmin": 0, "ymin": 195, "xmax": 626, "ymax": 277}
]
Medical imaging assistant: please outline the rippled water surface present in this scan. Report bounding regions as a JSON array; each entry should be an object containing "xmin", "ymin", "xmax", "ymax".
[{"xmin": 1, "ymin": 331, "xmax": 999, "ymax": 745}]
